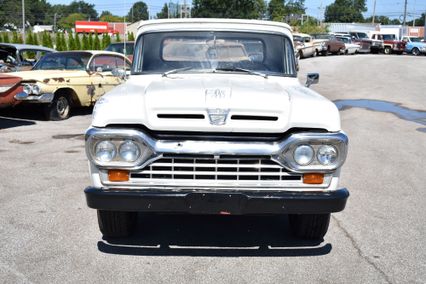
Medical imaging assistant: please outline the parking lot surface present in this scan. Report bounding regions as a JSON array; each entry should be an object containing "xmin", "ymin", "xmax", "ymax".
[{"xmin": 0, "ymin": 55, "xmax": 425, "ymax": 284}]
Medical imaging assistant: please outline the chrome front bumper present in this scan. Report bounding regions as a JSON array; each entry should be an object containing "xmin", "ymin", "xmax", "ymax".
[{"xmin": 14, "ymin": 92, "xmax": 54, "ymax": 103}]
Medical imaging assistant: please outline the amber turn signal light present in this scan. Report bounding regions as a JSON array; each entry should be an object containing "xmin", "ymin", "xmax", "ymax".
[
  {"xmin": 108, "ymin": 170, "xmax": 129, "ymax": 182},
  {"xmin": 303, "ymin": 173, "xmax": 324, "ymax": 184}
]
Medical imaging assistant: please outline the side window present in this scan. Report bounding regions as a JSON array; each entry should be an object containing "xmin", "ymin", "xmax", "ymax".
[
  {"xmin": 115, "ymin": 56, "xmax": 131, "ymax": 70},
  {"xmin": 89, "ymin": 55, "xmax": 117, "ymax": 72},
  {"xmin": 20, "ymin": 50, "xmax": 39, "ymax": 65}
]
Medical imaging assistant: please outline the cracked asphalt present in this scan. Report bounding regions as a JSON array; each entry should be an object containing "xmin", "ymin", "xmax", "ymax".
[{"xmin": 0, "ymin": 55, "xmax": 425, "ymax": 283}]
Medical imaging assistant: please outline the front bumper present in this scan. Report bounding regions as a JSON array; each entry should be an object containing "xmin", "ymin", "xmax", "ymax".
[
  {"xmin": 84, "ymin": 187, "xmax": 349, "ymax": 215},
  {"xmin": 14, "ymin": 92, "xmax": 54, "ymax": 103}
]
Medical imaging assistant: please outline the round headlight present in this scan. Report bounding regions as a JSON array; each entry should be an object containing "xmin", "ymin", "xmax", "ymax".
[
  {"xmin": 119, "ymin": 140, "xmax": 140, "ymax": 162},
  {"xmin": 317, "ymin": 145, "xmax": 338, "ymax": 165},
  {"xmin": 23, "ymin": 84, "xmax": 32, "ymax": 94},
  {"xmin": 32, "ymin": 84, "xmax": 41, "ymax": 95},
  {"xmin": 95, "ymin": 141, "xmax": 117, "ymax": 162},
  {"xmin": 293, "ymin": 145, "xmax": 314, "ymax": 166}
]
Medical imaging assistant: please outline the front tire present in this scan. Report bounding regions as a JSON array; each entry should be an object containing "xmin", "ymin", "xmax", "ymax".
[
  {"xmin": 289, "ymin": 213, "xmax": 330, "ymax": 240},
  {"xmin": 384, "ymin": 46, "xmax": 392, "ymax": 55},
  {"xmin": 412, "ymin": 47, "xmax": 420, "ymax": 56},
  {"xmin": 44, "ymin": 94, "xmax": 71, "ymax": 121},
  {"xmin": 97, "ymin": 210, "xmax": 137, "ymax": 238}
]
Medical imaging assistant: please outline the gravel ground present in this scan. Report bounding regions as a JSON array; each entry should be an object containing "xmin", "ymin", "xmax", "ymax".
[{"xmin": 0, "ymin": 54, "xmax": 425, "ymax": 284}]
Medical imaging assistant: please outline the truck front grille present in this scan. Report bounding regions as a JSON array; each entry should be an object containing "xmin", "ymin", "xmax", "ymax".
[{"xmin": 131, "ymin": 154, "xmax": 299, "ymax": 182}]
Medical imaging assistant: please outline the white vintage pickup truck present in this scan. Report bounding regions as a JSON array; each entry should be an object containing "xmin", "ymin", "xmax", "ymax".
[{"xmin": 84, "ymin": 19, "xmax": 349, "ymax": 240}]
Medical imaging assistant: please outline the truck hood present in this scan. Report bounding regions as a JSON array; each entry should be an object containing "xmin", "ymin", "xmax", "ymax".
[
  {"xmin": 11, "ymin": 70, "xmax": 87, "ymax": 83},
  {"xmin": 92, "ymin": 74, "xmax": 340, "ymax": 133}
]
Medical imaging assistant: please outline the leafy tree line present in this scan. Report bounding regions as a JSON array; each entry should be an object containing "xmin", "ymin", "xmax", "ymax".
[
  {"xmin": 0, "ymin": 0, "xmax": 149, "ymax": 31},
  {"xmin": 0, "ymin": 31, "xmax": 135, "ymax": 51}
]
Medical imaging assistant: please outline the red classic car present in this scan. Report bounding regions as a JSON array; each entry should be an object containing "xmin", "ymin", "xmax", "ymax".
[{"xmin": 0, "ymin": 74, "xmax": 22, "ymax": 108}]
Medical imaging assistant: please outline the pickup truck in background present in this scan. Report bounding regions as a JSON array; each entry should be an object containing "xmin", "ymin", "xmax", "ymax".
[{"xmin": 370, "ymin": 32, "xmax": 405, "ymax": 55}]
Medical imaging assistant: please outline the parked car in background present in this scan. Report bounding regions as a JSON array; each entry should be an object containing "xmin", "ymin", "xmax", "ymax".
[
  {"xmin": 336, "ymin": 36, "xmax": 360, "ymax": 55},
  {"xmin": 370, "ymin": 32, "xmax": 405, "ymax": 55},
  {"xmin": 105, "ymin": 42, "xmax": 134, "ymax": 61},
  {"xmin": 0, "ymin": 73, "xmax": 23, "ymax": 108},
  {"xmin": 0, "ymin": 43, "xmax": 55, "ymax": 73},
  {"xmin": 293, "ymin": 33, "xmax": 315, "ymax": 58},
  {"xmin": 12, "ymin": 50, "xmax": 131, "ymax": 120},
  {"xmin": 349, "ymin": 31, "xmax": 383, "ymax": 53},
  {"xmin": 311, "ymin": 34, "xmax": 345, "ymax": 55},
  {"xmin": 402, "ymin": 36, "xmax": 426, "ymax": 56}
]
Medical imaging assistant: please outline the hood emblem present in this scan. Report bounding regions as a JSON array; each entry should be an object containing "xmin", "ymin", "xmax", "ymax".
[{"xmin": 207, "ymin": 108, "xmax": 230, "ymax": 125}]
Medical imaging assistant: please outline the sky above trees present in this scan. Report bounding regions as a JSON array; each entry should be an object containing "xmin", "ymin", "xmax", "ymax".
[{"xmin": 46, "ymin": 0, "xmax": 426, "ymax": 21}]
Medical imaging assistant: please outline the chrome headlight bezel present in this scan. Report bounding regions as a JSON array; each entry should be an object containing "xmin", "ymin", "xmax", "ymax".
[
  {"xmin": 86, "ymin": 129, "xmax": 155, "ymax": 168},
  {"xmin": 22, "ymin": 83, "xmax": 42, "ymax": 95},
  {"xmin": 276, "ymin": 132, "xmax": 348, "ymax": 172}
]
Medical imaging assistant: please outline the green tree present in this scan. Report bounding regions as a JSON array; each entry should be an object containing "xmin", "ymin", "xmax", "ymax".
[
  {"xmin": 67, "ymin": 1, "xmax": 98, "ymax": 20},
  {"xmin": 75, "ymin": 33, "xmax": 81, "ymax": 50},
  {"xmin": 325, "ymin": 0, "xmax": 366, "ymax": 23},
  {"xmin": 268, "ymin": 0, "xmax": 285, "ymax": 21},
  {"xmin": 82, "ymin": 33, "xmax": 89, "ymax": 50},
  {"xmin": 3, "ymin": 33, "xmax": 10, "ymax": 43},
  {"xmin": 58, "ymin": 13, "xmax": 86, "ymax": 30},
  {"xmin": 33, "ymin": 33, "xmax": 39, "ymax": 46},
  {"xmin": 47, "ymin": 32, "xmax": 53, "ymax": 48},
  {"xmin": 42, "ymin": 32, "xmax": 49, "ymax": 47},
  {"xmin": 268, "ymin": 0, "xmax": 305, "ymax": 22},
  {"xmin": 407, "ymin": 13, "xmax": 425, "ymax": 26},
  {"xmin": 88, "ymin": 33, "xmax": 94, "ymax": 49},
  {"xmin": 26, "ymin": 32, "xmax": 34, "ymax": 45},
  {"xmin": 68, "ymin": 32, "xmax": 76, "ymax": 50},
  {"xmin": 127, "ymin": 1, "xmax": 149, "ymax": 22},
  {"xmin": 100, "ymin": 11, "xmax": 124, "ymax": 22},
  {"xmin": 102, "ymin": 33, "xmax": 111, "ymax": 49},
  {"xmin": 115, "ymin": 33, "xmax": 121, "ymax": 42},
  {"xmin": 128, "ymin": 32, "xmax": 135, "ymax": 41},
  {"xmin": 192, "ymin": 0, "xmax": 266, "ymax": 19},
  {"xmin": 12, "ymin": 32, "xmax": 20, "ymax": 43},
  {"xmin": 93, "ymin": 32, "xmax": 101, "ymax": 50},
  {"xmin": 156, "ymin": 3, "xmax": 169, "ymax": 19}
]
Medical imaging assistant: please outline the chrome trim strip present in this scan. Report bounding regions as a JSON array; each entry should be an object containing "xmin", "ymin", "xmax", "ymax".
[{"xmin": 85, "ymin": 127, "xmax": 348, "ymax": 173}]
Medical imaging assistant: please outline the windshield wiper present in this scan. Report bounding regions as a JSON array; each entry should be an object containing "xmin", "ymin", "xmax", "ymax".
[
  {"xmin": 214, "ymin": 67, "xmax": 268, "ymax": 79},
  {"xmin": 162, "ymin": 67, "xmax": 193, "ymax": 77}
]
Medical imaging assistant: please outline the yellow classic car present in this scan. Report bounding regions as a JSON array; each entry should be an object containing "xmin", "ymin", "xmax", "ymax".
[{"xmin": 13, "ymin": 50, "xmax": 131, "ymax": 120}]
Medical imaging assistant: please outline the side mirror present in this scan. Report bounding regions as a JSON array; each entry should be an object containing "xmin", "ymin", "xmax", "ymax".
[
  {"xmin": 306, "ymin": 73, "xmax": 319, "ymax": 87},
  {"xmin": 112, "ymin": 68, "xmax": 127, "ymax": 80}
]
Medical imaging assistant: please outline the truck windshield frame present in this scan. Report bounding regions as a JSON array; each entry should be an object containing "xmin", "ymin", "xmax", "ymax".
[{"xmin": 132, "ymin": 31, "xmax": 297, "ymax": 77}]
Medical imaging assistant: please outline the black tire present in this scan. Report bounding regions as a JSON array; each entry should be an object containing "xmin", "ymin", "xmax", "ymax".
[
  {"xmin": 412, "ymin": 47, "xmax": 420, "ymax": 56},
  {"xmin": 384, "ymin": 46, "xmax": 392, "ymax": 55},
  {"xmin": 289, "ymin": 213, "xmax": 330, "ymax": 240},
  {"xmin": 44, "ymin": 94, "xmax": 71, "ymax": 121},
  {"xmin": 345, "ymin": 50, "xmax": 348, "ymax": 55},
  {"xmin": 298, "ymin": 50, "xmax": 304, "ymax": 59},
  {"xmin": 97, "ymin": 210, "xmax": 137, "ymax": 238}
]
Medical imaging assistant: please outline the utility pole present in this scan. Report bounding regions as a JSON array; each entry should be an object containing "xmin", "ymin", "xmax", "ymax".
[
  {"xmin": 22, "ymin": 0, "xmax": 25, "ymax": 43},
  {"xmin": 372, "ymin": 0, "xmax": 376, "ymax": 24},
  {"xmin": 402, "ymin": 0, "xmax": 408, "ymax": 26}
]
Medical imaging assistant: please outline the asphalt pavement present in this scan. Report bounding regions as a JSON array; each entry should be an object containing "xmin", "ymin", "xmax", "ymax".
[{"xmin": 0, "ymin": 54, "xmax": 425, "ymax": 284}]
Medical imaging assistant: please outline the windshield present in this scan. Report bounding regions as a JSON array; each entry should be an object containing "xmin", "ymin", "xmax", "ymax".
[
  {"xmin": 382, "ymin": 34, "xmax": 396, "ymax": 40},
  {"xmin": 106, "ymin": 42, "xmax": 134, "ymax": 55},
  {"xmin": 337, "ymin": 37, "xmax": 349, "ymax": 43},
  {"xmin": 133, "ymin": 31, "xmax": 296, "ymax": 77},
  {"xmin": 354, "ymin": 32, "xmax": 368, "ymax": 39},
  {"xmin": 410, "ymin": 37, "xmax": 422, "ymax": 42},
  {"xmin": 33, "ymin": 52, "xmax": 91, "ymax": 70}
]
